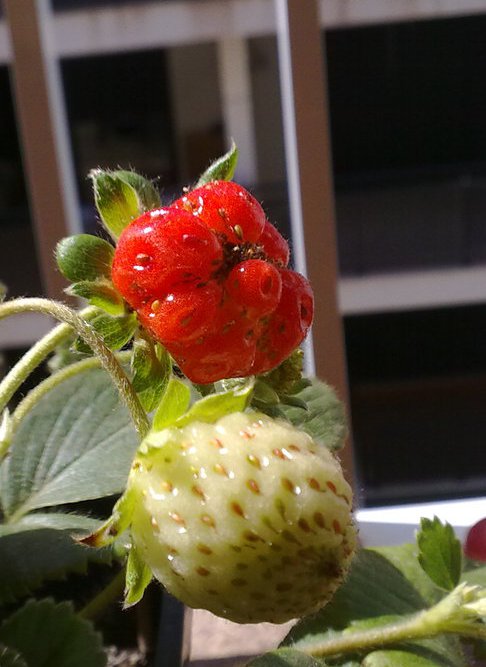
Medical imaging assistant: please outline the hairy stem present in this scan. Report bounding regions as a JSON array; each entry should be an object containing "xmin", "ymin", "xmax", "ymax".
[
  {"xmin": 0, "ymin": 304, "xmax": 98, "ymax": 413},
  {"xmin": 301, "ymin": 600, "xmax": 486, "ymax": 659},
  {"xmin": 0, "ymin": 299, "xmax": 149, "ymax": 439}
]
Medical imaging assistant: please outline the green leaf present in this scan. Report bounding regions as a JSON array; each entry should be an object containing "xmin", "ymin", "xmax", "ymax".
[
  {"xmin": 253, "ymin": 380, "xmax": 281, "ymax": 406},
  {"xmin": 0, "ymin": 367, "xmax": 139, "ymax": 518},
  {"xmin": 261, "ymin": 349, "xmax": 305, "ymax": 395},
  {"xmin": 131, "ymin": 339, "xmax": 171, "ymax": 413},
  {"xmin": 90, "ymin": 170, "xmax": 141, "ymax": 239},
  {"xmin": 0, "ymin": 599, "xmax": 106, "ymax": 666},
  {"xmin": 114, "ymin": 170, "xmax": 161, "ymax": 211},
  {"xmin": 67, "ymin": 280, "xmax": 125, "ymax": 315},
  {"xmin": 0, "ymin": 283, "xmax": 6, "ymax": 303},
  {"xmin": 124, "ymin": 544, "xmax": 153, "ymax": 607},
  {"xmin": 196, "ymin": 141, "xmax": 238, "ymax": 186},
  {"xmin": 74, "ymin": 312, "xmax": 137, "ymax": 353},
  {"xmin": 0, "ymin": 644, "xmax": 27, "ymax": 667},
  {"xmin": 284, "ymin": 549, "xmax": 465, "ymax": 667},
  {"xmin": 363, "ymin": 647, "xmax": 457, "ymax": 666},
  {"xmin": 374, "ymin": 543, "xmax": 443, "ymax": 607},
  {"xmin": 152, "ymin": 377, "xmax": 191, "ymax": 432},
  {"xmin": 174, "ymin": 379, "xmax": 254, "ymax": 428},
  {"xmin": 0, "ymin": 512, "xmax": 101, "ymax": 537},
  {"xmin": 247, "ymin": 648, "xmax": 324, "ymax": 666},
  {"xmin": 0, "ymin": 529, "xmax": 112, "ymax": 604},
  {"xmin": 417, "ymin": 518, "xmax": 462, "ymax": 591},
  {"xmin": 284, "ymin": 550, "xmax": 427, "ymax": 649},
  {"xmin": 277, "ymin": 379, "xmax": 347, "ymax": 451},
  {"xmin": 56, "ymin": 234, "xmax": 114, "ymax": 282}
]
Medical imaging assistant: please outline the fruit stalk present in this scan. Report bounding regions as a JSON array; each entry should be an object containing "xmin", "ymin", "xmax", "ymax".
[
  {"xmin": 0, "ymin": 298, "xmax": 149, "ymax": 438},
  {"xmin": 299, "ymin": 583, "xmax": 486, "ymax": 658}
]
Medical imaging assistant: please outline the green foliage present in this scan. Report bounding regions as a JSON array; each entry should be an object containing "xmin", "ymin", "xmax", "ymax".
[
  {"xmin": 173, "ymin": 378, "xmax": 254, "ymax": 428},
  {"xmin": 0, "ymin": 599, "xmax": 106, "ymax": 666},
  {"xmin": 247, "ymin": 649, "xmax": 324, "ymax": 666},
  {"xmin": 276, "ymin": 378, "xmax": 347, "ymax": 451},
  {"xmin": 0, "ymin": 367, "xmax": 138, "ymax": 518},
  {"xmin": 152, "ymin": 377, "xmax": 191, "ymax": 431},
  {"xmin": 124, "ymin": 544, "xmax": 152, "ymax": 608},
  {"xmin": 362, "ymin": 648, "xmax": 455, "ymax": 666},
  {"xmin": 131, "ymin": 338, "xmax": 171, "ymax": 413},
  {"xmin": 113, "ymin": 170, "xmax": 161, "ymax": 212},
  {"xmin": 56, "ymin": 235, "xmax": 114, "ymax": 283},
  {"xmin": 73, "ymin": 312, "xmax": 138, "ymax": 353},
  {"xmin": 417, "ymin": 518, "xmax": 462, "ymax": 591},
  {"xmin": 280, "ymin": 544, "xmax": 467, "ymax": 667},
  {"xmin": 196, "ymin": 140, "xmax": 238, "ymax": 186},
  {"xmin": 90, "ymin": 169, "xmax": 155, "ymax": 240},
  {"xmin": 67, "ymin": 281, "xmax": 125, "ymax": 316},
  {"xmin": 0, "ymin": 528, "xmax": 112, "ymax": 604}
]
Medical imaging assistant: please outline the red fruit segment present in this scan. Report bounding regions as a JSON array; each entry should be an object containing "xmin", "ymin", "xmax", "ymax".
[
  {"xmin": 258, "ymin": 220, "xmax": 290, "ymax": 267},
  {"xmin": 112, "ymin": 208, "xmax": 223, "ymax": 309},
  {"xmin": 464, "ymin": 518, "xmax": 486, "ymax": 561},
  {"xmin": 251, "ymin": 269, "xmax": 314, "ymax": 375},
  {"xmin": 226, "ymin": 259, "xmax": 282, "ymax": 319},
  {"xmin": 167, "ymin": 299, "xmax": 257, "ymax": 383},
  {"xmin": 173, "ymin": 180, "xmax": 266, "ymax": 244},
  {"xmin": 137, "ymin": 282, "xmax": 223, "ymax": 344}
]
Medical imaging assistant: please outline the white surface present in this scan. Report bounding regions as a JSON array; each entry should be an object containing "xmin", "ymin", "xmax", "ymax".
[
  {"xmin": 339, "ymin": 266, "xmax": 486, "ymax": 315},
  {"xmin": 357, "ymin": 496, "xmax": 486, "ymax": 545}
]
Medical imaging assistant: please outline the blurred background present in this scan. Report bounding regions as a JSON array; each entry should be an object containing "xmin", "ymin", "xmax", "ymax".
[{"xmin": 1, "ymin": 0, "xmax": 486, "ymax": 508}]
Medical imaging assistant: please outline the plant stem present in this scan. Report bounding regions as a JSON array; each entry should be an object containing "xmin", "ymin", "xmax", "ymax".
[
  {"xmin": 0, "ymin": 304, "xmax": 98, "ymax": 413},
  {"xmin": 78, "ymin": 567, "xmax": 126, "ymax": 621},
  {"xmin": 300, "ymin": 606, "xmax": 486, "ymax": 659},
  {"xmin": 300, "ymin": 611, "xmax": 434, "ymax": 658},
  {"xmin": 0, "ymin": 299, "xmax": 149, "ymax": 439}
]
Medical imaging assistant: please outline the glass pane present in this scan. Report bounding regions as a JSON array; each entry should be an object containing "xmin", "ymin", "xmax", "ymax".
[
  {"xmin": 61, "ymin": 43, "xmax": 224, "ymax": 232},
  {"xmin": 0, "ymin": 65, "xmax": 43, "ymax": 298}
]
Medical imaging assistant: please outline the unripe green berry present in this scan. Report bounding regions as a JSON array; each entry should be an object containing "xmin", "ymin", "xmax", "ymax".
[{"xmin": 127, "ymin": 412, "xmax": 356, "ymax": 624}]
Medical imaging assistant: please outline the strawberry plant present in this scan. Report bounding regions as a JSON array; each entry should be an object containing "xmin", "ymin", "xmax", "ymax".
[{"xmin": 0, "ymin": 144, "xmax": 485, "ymax": 665}]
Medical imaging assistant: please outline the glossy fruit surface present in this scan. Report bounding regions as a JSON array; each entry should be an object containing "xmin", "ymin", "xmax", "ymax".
[
  {"xmin": 128, "ymin": 412, "xmax": 356, "ymax": 623},
  {"xmin": 111, "ymin": 182, "xmax": 313, "ymax": 382},
  {"xmin": 173, "ymin": 180, "xmax": 266, "ymax": 243},
  {"xmin": 464, "ymin": 518, "xmax": 486, "ymax": 561},
  {"xmin": 111, "ymin": 207, "xmax": 223, "ymax": 309}
]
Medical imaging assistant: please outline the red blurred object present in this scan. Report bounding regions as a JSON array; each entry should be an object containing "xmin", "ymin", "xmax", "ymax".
[{"xmin": 464, "ymin": 518, "xmax": 486, "ymax": 561}]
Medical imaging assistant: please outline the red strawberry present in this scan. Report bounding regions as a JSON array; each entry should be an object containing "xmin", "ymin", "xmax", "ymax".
[
  {"xmin": 111, "ymin": 182, "xmax": 313, "ymax": 383},
  {"xmin": 173, "ymin": 180, "xmax": 266, "ymax": 243}
]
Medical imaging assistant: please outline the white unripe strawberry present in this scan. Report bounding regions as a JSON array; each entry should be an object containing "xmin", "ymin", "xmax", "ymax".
[{"xmin": 127, "ymin": 412, "xmax": 356, "ymax": 624}]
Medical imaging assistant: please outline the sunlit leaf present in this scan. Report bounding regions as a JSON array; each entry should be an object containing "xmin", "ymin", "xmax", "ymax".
[
  {"xmin": 0, "ymin": 367, "xmax": 138, "ymax": 517},
  {"xmin": 196, "ymin": 141, "xmax": 238, "ymax": 186},
  {"xmin": 417, "ymin": 518, "xmax": 462, "ymax": 591},
  {"xmin": 67, "ymin": 280, "xmax": 125, "ymax": 316}
]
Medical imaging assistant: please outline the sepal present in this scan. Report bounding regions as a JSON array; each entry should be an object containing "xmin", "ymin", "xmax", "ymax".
[
  {"xmin": 195, "ymin": 141, "xmax": 238, "ymax": 186},
  {"xmin": 67, "ymin": 280, "xmax": 125, "ymax": 316},
  {"xmin": 90, "ymin": 169, "xmax": 160, "ymax": 240},
  {"xmin": 56, "ymin": 234, "xmax": 114, "ymax": 282},
  {"xmin": 124, "ymin": 544, "xmax": 153, "ymax": 608}
]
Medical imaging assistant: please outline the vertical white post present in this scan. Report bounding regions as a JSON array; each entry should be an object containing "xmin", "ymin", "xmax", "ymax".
[
  {"xmin": 217, "ymin": 37, "xmax": 258, "ymax": 185},
  {"xmin": 5, "ymin": 0, "xmax": 81, "ymax": 299},
  {"xmin": 275, "ymin": 0, "xmax": 355, "ymax": 484}
]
